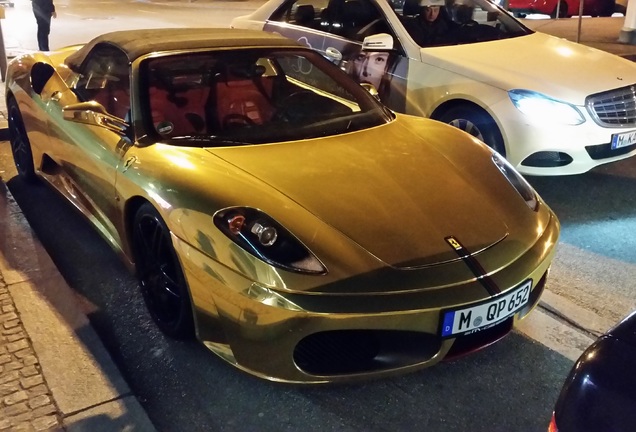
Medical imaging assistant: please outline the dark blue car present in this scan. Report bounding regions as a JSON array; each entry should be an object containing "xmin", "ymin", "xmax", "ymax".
[{"xmin": 550, "ymin": 311, "xmax": 636, "ymax": 432}]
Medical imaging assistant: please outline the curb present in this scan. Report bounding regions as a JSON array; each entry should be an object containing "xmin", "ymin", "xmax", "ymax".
[{"xmin": 0, "ymin": 181, "xmax": 157, "ymax": 431}]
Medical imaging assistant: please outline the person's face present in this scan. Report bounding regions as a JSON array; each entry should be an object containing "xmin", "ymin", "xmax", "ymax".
[
  {"xmin": 424, "ymin": 6, "xmax": 441, "ymax": 21},
  {"xmin": 353, "ymin": 52, "xmax": 389, "ymax": 89}
]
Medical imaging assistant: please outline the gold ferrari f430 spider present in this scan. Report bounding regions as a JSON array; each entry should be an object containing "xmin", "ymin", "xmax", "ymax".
[{"xmin": 5, "ymin": 28, "xmax": 559, "ymax": 383}]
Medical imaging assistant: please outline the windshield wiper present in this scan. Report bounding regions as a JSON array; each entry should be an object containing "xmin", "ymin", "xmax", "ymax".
[{"xmin": 168, "ymin": 135, "xmax": 246, "ymax": 146}]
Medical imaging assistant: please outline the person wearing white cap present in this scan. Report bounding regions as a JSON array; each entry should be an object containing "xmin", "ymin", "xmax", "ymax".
[
  {"xmin": 402, "ymin": 0, "xmax": 453, "ymax": 46},
  {"xmin": 421, "ymin": 0, "xmax": 446, "ymax": 21}
]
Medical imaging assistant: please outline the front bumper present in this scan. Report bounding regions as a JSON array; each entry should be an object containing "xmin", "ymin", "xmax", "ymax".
[
  {"xmin": 173, "ymin": 214, "xmax": 559, "ymax": 383},
  {"xmin": 491, "ymin": 98, "xmax": 636, "ymax": 176}
]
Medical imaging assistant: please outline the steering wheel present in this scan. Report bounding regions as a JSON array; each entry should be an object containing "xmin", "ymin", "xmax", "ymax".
[
  {"xmin": 273, "ymin": 90, "xmax": 315, "ymax": 122},
  {"xmin": 223, "ymin": 114, "xmax": 256, "ymax": 129}
]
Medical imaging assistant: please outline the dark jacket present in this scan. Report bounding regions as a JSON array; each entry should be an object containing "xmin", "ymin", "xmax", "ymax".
[
  {"xmin": 32, "ymin": 0, "xmax": 55, "ymax": 14},
  {"xmin": 402, "ymin": 14, "xmax": 453, "ymax": 46}
]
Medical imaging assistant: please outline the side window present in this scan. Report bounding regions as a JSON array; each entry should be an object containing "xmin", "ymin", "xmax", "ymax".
[
  {"xmin": 277, "ymin": 54, "xmax": 356, "ymax": 101},
  {"xmin": 74, "ymin": 44, "xmax": 130, "ymax": 119},
  {"xmin": 271, "ymin": 0, "xmax": 330, "ymax": 30},
  {"xmin": 272, "ymin": 0, "xmax": 387, "ymax": 42},
  {"xmin": 321, "ymin": 0, "xmax": 387, "ymax": 41}
]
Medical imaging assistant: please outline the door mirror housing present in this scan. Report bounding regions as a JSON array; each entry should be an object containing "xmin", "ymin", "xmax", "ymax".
[
  {"xmin": 362, "ymin": 33, "xmax": 394, "ymax": 51},
  {"xmin": 63, "ymin": 101, "xmax": 128, "ymax": 135}
]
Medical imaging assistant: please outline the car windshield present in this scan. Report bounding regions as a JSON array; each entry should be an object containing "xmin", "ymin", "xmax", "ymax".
[
  {"xmin": 394, "ymin": 0, "xmax": 531, "ymax": 47},
  {"xmin": 139, "ymin": 48, "xmax": 393, "ymax": 145}
]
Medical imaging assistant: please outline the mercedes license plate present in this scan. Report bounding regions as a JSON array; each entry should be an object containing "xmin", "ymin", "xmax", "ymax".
[
  {"xmin": 440, "ymin": 279, "xmax": 532, "ymax": 338},
  {"xmin": 611, "ymin": 130, "xmax": 636, "ymax": 150}
]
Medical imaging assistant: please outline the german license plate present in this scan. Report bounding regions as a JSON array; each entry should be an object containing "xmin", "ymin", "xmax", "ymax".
[
  {"xmin": 440, "ymin": 279, "xmax": 532, "ymax": 338},
  {"xmin": 611, "ymin": 130, "xmax": 636, "ymax": 150}
]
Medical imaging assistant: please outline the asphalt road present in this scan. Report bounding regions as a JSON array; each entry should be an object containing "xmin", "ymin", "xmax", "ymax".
[{"xmin": 530, "ymin": 159, "xmax": 636, "ymax": 325}]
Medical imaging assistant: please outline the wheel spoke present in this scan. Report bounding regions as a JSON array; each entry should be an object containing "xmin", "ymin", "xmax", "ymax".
[
  {"xmin": 8, "ymin": 101, "xmax": 36, "ymax": 182},
  {"xmin": 441, "ymin": 107, "xmax": 505, "ymax": 156},
  {"xmin": 149, "ymin": 221, "xmax": 166, "ymax": 264},
  {"xmin": 136, "ymin": 214, "xmax": 183, "ymax": 323},
  {"xmin": 158, "ymin": 264, "xmax": 181, "ymax": 299},
  {"xmin": 449, "ymin": 118, "xmax": 484, "ymax": 142},
  {"xmin": 136, "ymin": 217, "xmax": 163, "ymax": 264}
]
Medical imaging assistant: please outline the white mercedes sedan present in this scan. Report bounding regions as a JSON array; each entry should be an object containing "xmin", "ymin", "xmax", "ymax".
[{"xmin": 232, "ymin": 0, "xmax": 636, "ymax": 175}]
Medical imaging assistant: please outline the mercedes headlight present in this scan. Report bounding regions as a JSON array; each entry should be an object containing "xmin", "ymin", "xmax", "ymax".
[{"xmin": 509, "ymin": 89, "xmax": 584, "ymax": 125}]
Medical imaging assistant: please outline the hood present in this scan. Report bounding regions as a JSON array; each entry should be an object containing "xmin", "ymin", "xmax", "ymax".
[
  {"xmin": 208, "ymin": 118, "xmax": 512, "ymax": 268},
  {"xmin": 421, "ymin": 32, "xmax": 636, "ymax": 105}
]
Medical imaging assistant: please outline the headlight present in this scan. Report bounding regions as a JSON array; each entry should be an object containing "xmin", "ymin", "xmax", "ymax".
[
  {"xmin": 509, "ymin": 89, "xmax": 585, "ymax": 125},
  {"xmin": 214, "ymin": 207, "xmax": 327, "ymax": 275},
  {"xmin": 492, "ymin": 153, "xmax": 538, "ymax": 211}
]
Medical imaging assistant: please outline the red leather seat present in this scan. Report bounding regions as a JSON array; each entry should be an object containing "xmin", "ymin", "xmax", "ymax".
[
  {"xmin": 215, "ymin": 74, "xmax": 274, "ymax": 129},
  {"xmin": 149, "ymin": 86, "xmax": 210, "ymax": 136}
]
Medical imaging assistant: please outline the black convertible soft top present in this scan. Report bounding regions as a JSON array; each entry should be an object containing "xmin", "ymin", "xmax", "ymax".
[{"xmin": 65, "ymin": 28, "xmax": 303, "ymax": 71}]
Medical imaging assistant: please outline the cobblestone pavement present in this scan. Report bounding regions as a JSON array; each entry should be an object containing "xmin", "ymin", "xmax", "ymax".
[{"xmin": 0, "ymin": 280, "xmax": 62, "ymax": 431}]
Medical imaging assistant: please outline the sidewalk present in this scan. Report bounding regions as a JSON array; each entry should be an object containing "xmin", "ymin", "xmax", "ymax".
[
  {"xmin": 0, "ymin": 180, "xmax": 156, "ymax": 431},
  {"xmin": 0, "ymin": 12, "xmax": 636, "ymax": 431}
]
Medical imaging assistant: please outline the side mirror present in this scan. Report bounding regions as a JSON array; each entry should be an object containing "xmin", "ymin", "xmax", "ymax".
[
  {"xmin": 362, "ymin": 33, "xmax": 394, "ymax": 51},
  {"xmin": 325, "ymin": 46, "xmax": 343, "ymax": 62},
  {"xmin": 63, "ymin": 101, "xmax": 128, "ymax": 135}
]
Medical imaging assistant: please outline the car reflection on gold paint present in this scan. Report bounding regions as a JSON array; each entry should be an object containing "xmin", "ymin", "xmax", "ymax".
[{"xmin": 5, "ymin": 28, "xmax": 559, "ymax": 383}]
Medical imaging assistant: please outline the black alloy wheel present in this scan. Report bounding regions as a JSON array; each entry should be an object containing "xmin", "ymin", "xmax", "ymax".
[
  {"xmin": 8, "ymin": 97, "xmax": 37, "ymax": 183},
  {"xmin": 438, "ymin": 105, "xmax": 507, "ymax": 157},
  {"xmin": 132, "ymin": 203, "xmax": 194, "ymax": 339}
]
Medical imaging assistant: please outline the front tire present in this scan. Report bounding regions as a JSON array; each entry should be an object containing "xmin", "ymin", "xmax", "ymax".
[
  {"xmin": 132, "ymin": 203, "xmax": 194, "ymax": 339},
  {"xmin": 8, "ymin": 97, "xmax": 37, "ymax": 183},
  {"xmin": 437, "ymin": 105, "xmax": 506, "ymax": 156}
]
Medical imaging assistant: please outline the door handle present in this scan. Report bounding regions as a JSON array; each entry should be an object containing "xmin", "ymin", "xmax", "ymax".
[{"xmin": 122, "ymin": 156, "xmax": 137, "ymax": 173}]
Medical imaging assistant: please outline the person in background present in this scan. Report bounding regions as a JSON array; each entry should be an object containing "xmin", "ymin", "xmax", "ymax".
[
  {"xmin": 32, "ymin": 0, "xmax": 56, "ymax": 51},
  {"xmin": 402, "ymin": 0, "xmax": 453, "ymax": 46}
]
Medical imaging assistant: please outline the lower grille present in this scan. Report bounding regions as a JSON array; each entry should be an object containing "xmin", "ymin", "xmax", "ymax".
[
  {"xmin": 293, "ymin": 330, "xmax": 441, "ymax": 375},
  {"xmin": 521, "ymin": 151, "xmax": 573, "ymax": 167},
  {"xmin": 445, "ymin": 317, "xmax": 513, "ymax": 360},
  {"xmin": 586, "ymin": 141, "xmax": 636, "ymax": 160}
]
